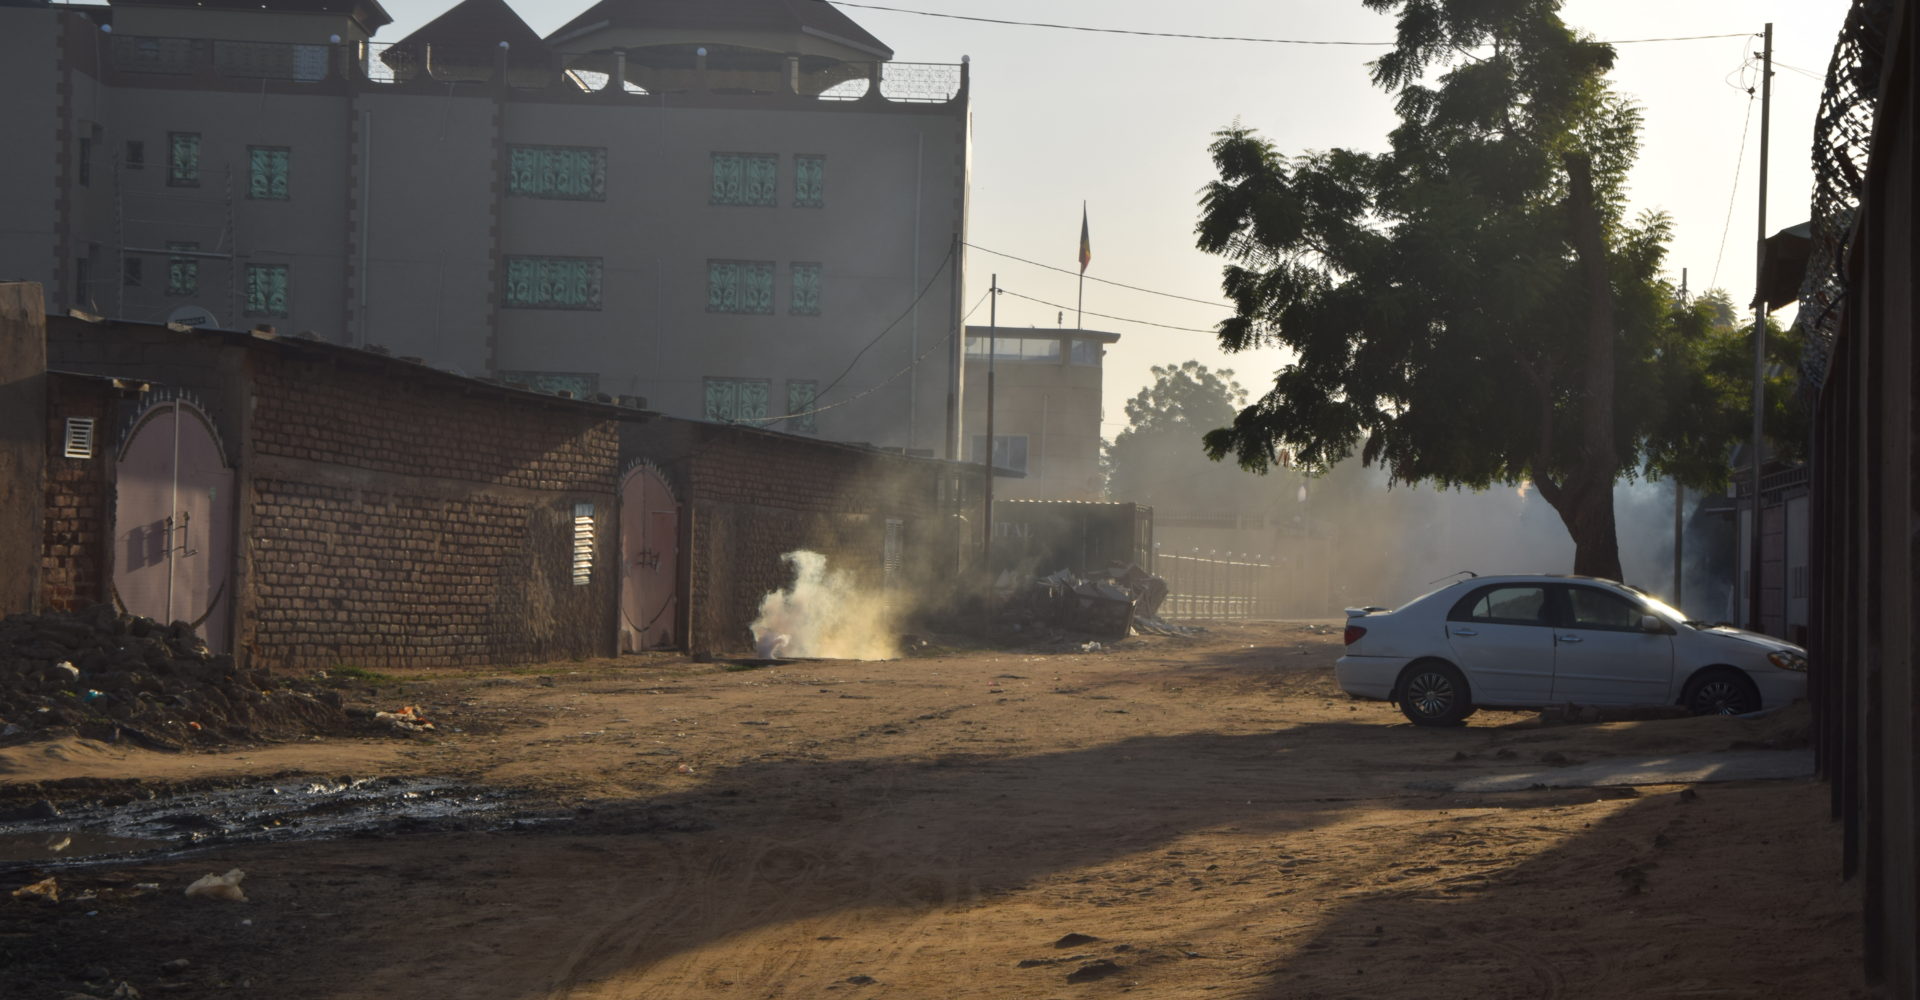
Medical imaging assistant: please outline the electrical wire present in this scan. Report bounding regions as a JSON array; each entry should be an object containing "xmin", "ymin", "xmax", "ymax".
[
  {"xmin": 1708, "ymin": 88, "xmax": 1757, "ymax": 292},
  {"xmin": 742, "ymin": 287, "xmax": 992, "ymax": 428},
  {"xmin": 810, "ymin": 241, "xmax": 954, "ymax": 402},
  {"xmin": 814, "ymin": 2, "xmax": 1749, "ymax": 47},
  {"xmin": 996, "ymin": 288, "xmax": 1221, "ymax": 334},
  {"xmin": 965, "ymin": 242, "xmax": 1230, "ymax": 309}
]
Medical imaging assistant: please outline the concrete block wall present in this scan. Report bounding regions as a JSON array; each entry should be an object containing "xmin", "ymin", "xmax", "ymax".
[
  {"xmin": 241, "ymin": 351, "xmax": 620, "ymax": 669},
  {"xmin": 39, "ymin": 374, "xmax": 116, "ymax": 612},
  {"xmin": 673, "ymin": 424, "xmax": 961, "ymax": 653}
]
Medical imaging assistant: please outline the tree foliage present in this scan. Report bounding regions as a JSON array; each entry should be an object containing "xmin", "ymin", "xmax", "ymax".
[
  {"xmin": 1194, "ymin": 0, "xmax": 1800, "ymax": 577},
  {"xmin": 1105, "ymin": 362, "xmax": 1263, "ymax": 515}
]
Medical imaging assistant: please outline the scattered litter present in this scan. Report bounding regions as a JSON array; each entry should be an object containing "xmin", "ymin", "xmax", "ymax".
[
  {"xmin": 183, "ymin": 868, "xmax": 247, "ymax": 902},
  {"xmin": 373, "ymin": 705, "xmax": 434, "ymax": 733},
  {"xmin": 11, "ymin": 876, "xmax": 59, "ymax": 904}
]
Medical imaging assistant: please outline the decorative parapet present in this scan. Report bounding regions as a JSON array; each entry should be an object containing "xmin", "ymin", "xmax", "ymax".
[{"xmin": 99, "ymin": 32, "xmax": 966, "ymax": 106}]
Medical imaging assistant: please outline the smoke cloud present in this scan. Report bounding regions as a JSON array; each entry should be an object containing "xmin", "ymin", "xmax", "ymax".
[{"xmin": 751, "ymin": 550, "xmax": 898, "ymax": 660}]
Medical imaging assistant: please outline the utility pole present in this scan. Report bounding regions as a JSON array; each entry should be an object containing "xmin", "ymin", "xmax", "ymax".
[
  {"xmin": 1746, "ymin": 23, "xmax": 1772, "ymax": 632},
  {"xmin": 945, "ymin": 232, "xmax": 964, "ymax": 461},
  {"xmin": 983, "ymin": 274, "xmax": 998, "ymax": 572},
  {"xmin": 1674, "ymin": 267, "xmax": 1687, "ymax": 611}
]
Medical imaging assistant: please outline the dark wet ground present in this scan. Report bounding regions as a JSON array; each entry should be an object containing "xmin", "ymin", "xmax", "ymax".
[{"xmin": 0, "ymin": 775, "xmax": 547, "ymax": 868}]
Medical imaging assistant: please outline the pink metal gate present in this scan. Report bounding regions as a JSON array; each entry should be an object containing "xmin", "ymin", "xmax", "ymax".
[
  {"xmin": 619, "ymin": 463, "xmax": 680, "ymax": 651},
  {"xmin": 113, "ymin": 396, "xmax": 234, "ymax": 651}
]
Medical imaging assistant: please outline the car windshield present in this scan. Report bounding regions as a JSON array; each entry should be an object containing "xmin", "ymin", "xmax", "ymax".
[{"xmin": 1619, "ymin": 586, "xmax": 1695, "ymax": 628}]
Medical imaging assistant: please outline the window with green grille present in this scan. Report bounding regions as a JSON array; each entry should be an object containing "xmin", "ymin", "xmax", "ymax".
[
  {"xmin": 167, "ymin": 133, "xmax": 200, "ymax": 187},
  {"xmin": 786, "ymin": 380, "xmax": 818, "ymax": 433},
  {"xmin": 707, "ymin": 260, "xmax": 774, "ymax": 314},
  {"xmin": 503, "ymin": 256, "xmax": 603, "ymax": 310},
  {"xmin": 508, "ymin": 145, "xmax": 606, "ymax": 200},
  {"xmin": 790, "ymin": 262, "xmax": 821, "ymax": 315},
  {"xmin": 711, "ymin": 153, "xmax": 777, "ymax": 206},
  {"xmin": 794, "ymin": 155, "xmax": 824, "ymax": 207},
  {"xmin": 248, "ymin": 147, "xmax": 289, "ymax": 200},
  {"xmin": 244, "ymin": 263, "xmax": 288, "ymax": 317},
  {"xmin": 166, "ymin": 242, "xmax": 198, "ymax": 296},
  {"xmin": 703, "ymin": 377, "xmax": 769, "ymax": 422}
]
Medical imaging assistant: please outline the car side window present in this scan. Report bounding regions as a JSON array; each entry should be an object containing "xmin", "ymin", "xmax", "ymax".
[
  {"xmin": 1565, "ymin": 586, "xmax": 1643, "ymax": 630},
  {"xmin": 1448, "ymin": 585, "xmax": 1549, "ymax": 625}
]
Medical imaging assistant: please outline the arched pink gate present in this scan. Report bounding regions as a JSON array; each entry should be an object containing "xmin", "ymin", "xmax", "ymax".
[
  {"xmin": 619, "ymin": 462, "xmax": 680, "ymax": 651},
  {"xmin": 114, "ymin": 396, "xmax": 234, "ymax": 652}
]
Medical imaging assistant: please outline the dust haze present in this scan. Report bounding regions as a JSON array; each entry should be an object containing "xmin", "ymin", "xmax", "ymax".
[{"xmin": 751, "ymin": 550, "xmax": 899, "ymax": 660}]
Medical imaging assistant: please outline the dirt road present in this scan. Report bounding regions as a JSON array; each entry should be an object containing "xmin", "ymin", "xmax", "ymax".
[{"xmin": 0, "ymin": 622, "xmax": 1871, "ymax": 999}]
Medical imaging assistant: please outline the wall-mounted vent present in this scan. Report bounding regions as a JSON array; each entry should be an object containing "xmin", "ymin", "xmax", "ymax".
[
  {"xmin": 63, "ymin": 417, "xmax": 96, "ymax": 459},
  {"xmin": 572, "ymin": 502, "xmax": 595, "ymax": 585}
]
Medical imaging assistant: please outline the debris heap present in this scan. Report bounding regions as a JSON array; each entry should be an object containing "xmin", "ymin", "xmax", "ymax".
[{"xmin": 0, "ymin": 605, "xmax": 347, "ymax": 749}]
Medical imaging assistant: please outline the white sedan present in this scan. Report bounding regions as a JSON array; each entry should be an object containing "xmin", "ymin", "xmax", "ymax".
[{"xmin": 1335, "ymin": 574, "xmax": 1808, "ymax": 726}]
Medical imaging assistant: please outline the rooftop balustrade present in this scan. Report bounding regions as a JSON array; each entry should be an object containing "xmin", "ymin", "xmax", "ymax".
[{"xmin": 100, "ymin": 32, "xmax": 964, "ymax": 105}]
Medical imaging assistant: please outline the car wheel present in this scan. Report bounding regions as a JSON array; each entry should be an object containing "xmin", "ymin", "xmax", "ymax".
[
  {"xmin": 1397, "ymin": 661, "xmax": 1474, "ymax": 726},
  {"xmin": 1682, "ymin": 668, "xmax": 1762, "ymax": 716}
]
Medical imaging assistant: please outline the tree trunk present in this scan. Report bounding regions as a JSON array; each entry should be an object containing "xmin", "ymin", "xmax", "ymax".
[
  {"xmin": 1532, "ymin": 473, "xmax": 1624, "ymax": 580},
  {"xmin": 1556, "ymin": 153, "xmax": 1625, "ymax": 580}
]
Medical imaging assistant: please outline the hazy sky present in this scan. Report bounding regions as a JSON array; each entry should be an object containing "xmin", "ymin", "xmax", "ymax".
[{"xmin": 376, "ymin": 0, "xmax": 1852, "ymax": 441}]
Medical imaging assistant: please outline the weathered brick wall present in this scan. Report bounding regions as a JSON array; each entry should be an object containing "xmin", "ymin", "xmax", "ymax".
[
  {"xmin": 242, "ymin": 351, "xmax": 620, "ymax": 670},
  {"xmin": 250, "ymin": 357, "xmax": 614, "ymax": 491},
  {"xmin": 38, "ymin": 374, "xmax": 113, "ymax": 612},
  {"xmin": 670, "ymin": 424, "xmax": 965, "ymax": 654}
]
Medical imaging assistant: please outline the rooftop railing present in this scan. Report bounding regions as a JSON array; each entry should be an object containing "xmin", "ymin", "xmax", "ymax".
[{"xmin": 102, "ymin": 33, "xmax": 964, "ymax": 104}]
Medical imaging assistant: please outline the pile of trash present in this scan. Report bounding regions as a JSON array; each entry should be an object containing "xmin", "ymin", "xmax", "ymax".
[
  {"xmin": 1005, "ymin": 564, "xmax": 1194, "ymax": 641},
  {"xmin": 0, "ymin": 605, "xmax": 347, "ymax": 749}
]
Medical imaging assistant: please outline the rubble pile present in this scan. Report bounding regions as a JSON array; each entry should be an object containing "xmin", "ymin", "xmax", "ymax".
[
  {"xmin": 0, "ymin": 605, "xmax": 347, "ymax": 749},
  {"xmin": 1009, "ymin": 564, "xmax": 1193, "ymax": 641}
]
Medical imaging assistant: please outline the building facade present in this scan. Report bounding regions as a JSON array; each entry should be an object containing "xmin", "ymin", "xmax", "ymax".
[
  {"xmin": 959, "ymin": 325, "xmax": 1116, "ymax": 501},
  {"xmin": 0, "ymin": 0, "xmax": 972, "ymax": 455}
]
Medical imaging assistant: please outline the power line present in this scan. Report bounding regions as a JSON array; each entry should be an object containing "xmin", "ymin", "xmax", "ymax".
[
  {"xmin": 966, "ymin": 242, "xmax": 1230, "ymax": 309},
  {"xmin": 816, "ymin": 3, "xmax": 1748, "ymax": 47},
  {"xmin": 745, "ymin": 287, "xmax": 993, "ymax": 428},
  {"xmin": 1709, "ymin": 90, "xmax": 1757, "ymax": 292},
  {"xmin": 811, "ymin": 241, "xmax": 954, "ymax": 402},
  {"xmin": 997, "ymin": 288, "xmax": 1221, "ymax": 334}
]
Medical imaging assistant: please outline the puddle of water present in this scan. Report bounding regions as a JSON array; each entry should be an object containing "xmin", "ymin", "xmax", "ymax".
[{"xmin": 0, "ymin": 831, "xmax": 168, "ymax": 863}]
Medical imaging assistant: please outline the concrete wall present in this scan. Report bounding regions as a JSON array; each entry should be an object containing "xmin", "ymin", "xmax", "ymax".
[
  {"xmin": 622, "ymin": 417, "xmax": 974, "ymax": 654},
  {"xmin": 961, "ymin": 329, "xmax": 1110, "ymax": 500},
  {"xmin": 0, "ymin": 285, "xmax": 48, "ymax": 615},
  {"xmin": 0, "ymin": 13, "xmax": 63, "ymax": 301}
]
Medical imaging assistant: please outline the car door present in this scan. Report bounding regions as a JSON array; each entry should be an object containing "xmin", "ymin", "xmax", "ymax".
[
  {"xmin": 1549, "ymin": 584, "xmax": 1676, "ymax": 705},
  {"xmin": 1443, "ymin": 584, "xmax": 1556, "ymax": 705}
]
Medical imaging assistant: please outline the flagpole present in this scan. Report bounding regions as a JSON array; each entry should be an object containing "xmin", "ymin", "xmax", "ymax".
[{"xmin": 1076, "ymin": 201, "xmax": 1088, "ymax": 328}]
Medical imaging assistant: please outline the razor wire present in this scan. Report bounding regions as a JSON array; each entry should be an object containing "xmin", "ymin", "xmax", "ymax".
[{"xmin": 1797, "ymin": 0, "xmax": 1897, "ymax": 394}]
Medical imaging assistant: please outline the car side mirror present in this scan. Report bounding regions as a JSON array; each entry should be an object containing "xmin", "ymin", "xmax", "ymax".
[{"xmin": 1639, "ymin": 614, "xmax": 1665, "ymax": 634}]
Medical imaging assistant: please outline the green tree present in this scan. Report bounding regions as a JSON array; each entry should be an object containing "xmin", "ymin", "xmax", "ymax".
[
  {"xmin": 1106, "ymin": 362, "xmax": 1264, "ymax": 515},
  {"xmin": 1195, "ymin": 0, "xmax": 1797, "ymax": 578}
]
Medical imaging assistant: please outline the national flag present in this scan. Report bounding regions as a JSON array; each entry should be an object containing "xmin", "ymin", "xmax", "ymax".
[{"xmin": 1078, "ymin": 204, "xmax": 1091, "ymax": 273}]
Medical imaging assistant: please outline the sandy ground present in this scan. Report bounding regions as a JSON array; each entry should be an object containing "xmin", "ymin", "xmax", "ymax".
[{"xmin": 0, "ymin": 622, "xmax": 1873, "ymax": 1000}]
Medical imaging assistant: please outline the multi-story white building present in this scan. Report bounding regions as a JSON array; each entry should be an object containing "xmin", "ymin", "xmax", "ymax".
[{"xmin": 0, "ymin": 0, "xmax": 984, "ymax": 456}]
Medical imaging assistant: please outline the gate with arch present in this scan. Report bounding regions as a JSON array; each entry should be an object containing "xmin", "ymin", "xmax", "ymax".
[
  {"xmin": 619, "ymin": 462, "xmax": 681, "ymax": 651},
  {"xmin": 113, "ymin": 395, "xmax": 234, "ymax": 652}
]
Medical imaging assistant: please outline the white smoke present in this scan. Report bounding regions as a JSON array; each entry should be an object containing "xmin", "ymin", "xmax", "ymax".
[{"xmin": 750, "ymin": 550, "xmax": 898, "ymax": 660}]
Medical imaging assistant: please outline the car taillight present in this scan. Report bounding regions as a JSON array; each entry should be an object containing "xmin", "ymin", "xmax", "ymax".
[{"xmin": 1343, "ymin": 625, "xmax": 1367, "ymax": 645}]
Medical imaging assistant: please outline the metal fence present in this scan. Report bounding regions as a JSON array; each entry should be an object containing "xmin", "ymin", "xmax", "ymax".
[{"xmin": 1157, "ymin": 552, "xmax": 1278, "ymax": 620}]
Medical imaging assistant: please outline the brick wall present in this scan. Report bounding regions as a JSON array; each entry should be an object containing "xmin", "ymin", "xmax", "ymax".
[
  {"xmin": 241, "ymin": 350, "xmax": 620, "ymax": 670},
  {"xmin": 38, "ymin": 374, "xmax": 115, "ymax": 611},
  {"xmin": 635, "ymin": 421, "xmax": 971, "ymax": 654}
]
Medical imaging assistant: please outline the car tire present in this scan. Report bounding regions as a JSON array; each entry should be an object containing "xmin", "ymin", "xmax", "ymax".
[
  {"xmin": 1681, "ymin": 668, "xmax": 1762, "ymax": 716},
  {"xmin": 1397, "ymin": 661, "xmax": 1474, "ymax": 727}
]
